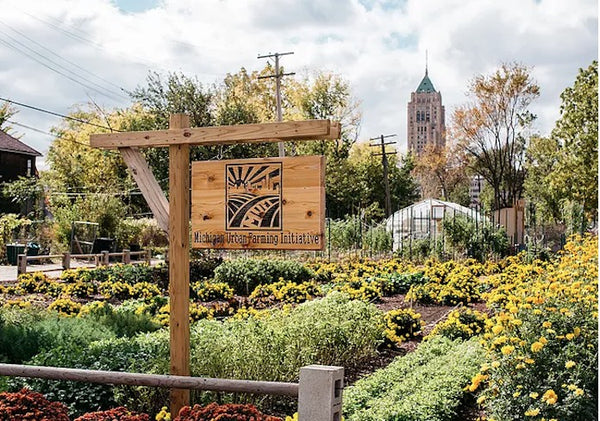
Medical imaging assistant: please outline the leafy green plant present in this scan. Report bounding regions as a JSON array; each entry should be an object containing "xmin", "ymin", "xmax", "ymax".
[
  {"xmin": 248, "ymin": 280, "xmax": 322, "ymax": 308},
  {"xmin": 192, "ymin": 281, "xmax": 234, "ymax": 302},
  {"xmin": 344, "ymin": 337, "xmax": 484, "ymax": 421},
  {"xmin": 213, "ymin": 258, "xmax": 314, "ymax": 295},
  {"xmin": 48, "ymin": 297, "xmax": 82, "ymax": 316}
]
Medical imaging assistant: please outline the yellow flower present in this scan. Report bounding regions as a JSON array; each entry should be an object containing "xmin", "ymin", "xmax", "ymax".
[
  {"xmin": 574, "ymin": 388, "xmax": 584, "ymax": 396},
  {"xmin": 501, "ymin": 345, "xmax": 515, "ymax": 355},
  {"xmin": 513, "ymin": 391, "xmax": 521, "ymax": 397},
  {"xmin": 542, "ymin": 389, "xmax": 558, "ymax": 405},
  {"xmin": 491, "ymin": 361, "xmax": 501, "ymax": 368},
  {"xmin": 524, "ymin": 358, "xmax": 535, "ymax": 364},
  {"xmin": 516, "ymin": 363, "xmax": 525, "ymax": 369},
  {"xmin": 525, "ymin": 408, "xmax": 540, "ymax": 416},
  {"xmin": 492, "ymin": 325, "xmax": 503, "ymax": 334},
  {"xmin": 565, "ymin": 360, "xmax": 576, "ymax": 369},
  {"xmin": 531, "ymin": 342, "xmax": 544, "ymax": 352},
  {"xmin": 542, "ymin": 321, "xmax": 552, "ymax": 328},
  {"xmin": 538, "ymin": 336, "xmax": 548, "ymax": 345},
  {"xmin": 565, "ymin": 333, "xmax": 575, "ymax": 340},
  {"xmin": 529, "ymin": 392, "xmax": 539, "ymax": 399}
]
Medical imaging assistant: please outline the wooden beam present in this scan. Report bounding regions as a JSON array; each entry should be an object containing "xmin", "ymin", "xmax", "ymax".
[
  {"xmin": 90, "ymin": 120, "xmax": 338, "ymax": 149},
  {"xmin": 168, "ymin": 114, "xmax": 191, "ymax": 417},
  {"xmin": 119, "ymin": 147, "xmax": 169, "ymax": 233}
]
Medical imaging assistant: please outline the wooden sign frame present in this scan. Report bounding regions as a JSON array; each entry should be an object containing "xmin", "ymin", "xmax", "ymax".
[{"xmin": 90, "ymin": 116, "xmax": 339, "ymax": 415}]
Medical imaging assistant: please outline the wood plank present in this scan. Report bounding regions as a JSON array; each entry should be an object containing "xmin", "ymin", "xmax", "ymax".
[
  {"xmin": 191, "ymin": 156, "xmax": 325, "ymax": 250},
  {"xmin": 168, "ymin": 114, "xmax": 191, "ymax": 416},
  {"xmin": 119, "ymin": 147, "xmax": 169, "ymax": 233},
  {"xmin": 91, "ymin": 120, "xmax": 337, "ymax": 149}
]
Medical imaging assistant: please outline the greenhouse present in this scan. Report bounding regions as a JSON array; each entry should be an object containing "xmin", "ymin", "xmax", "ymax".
[{"xmin": 385, "ymin": 198, "xmax": 487, "ymax": 251}]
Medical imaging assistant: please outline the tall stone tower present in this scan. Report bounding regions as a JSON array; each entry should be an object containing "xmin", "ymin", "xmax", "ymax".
[{"xmin": 407, "ymin": 67, "xmax": 445, "ymax": 155}]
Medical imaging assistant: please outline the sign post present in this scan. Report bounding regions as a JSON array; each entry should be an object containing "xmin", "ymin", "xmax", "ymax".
[{"xmin": 90, "ymin": 116, "xmax": 339, "ymax": 416}]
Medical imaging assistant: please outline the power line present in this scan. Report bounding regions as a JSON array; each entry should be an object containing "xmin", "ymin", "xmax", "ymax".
[
  {"xmin": 0, "ymin": 97, "xmax": 121, "ymax": 132},
  {"xmin": 257, "ymin": 51, "xmax": 295, "ymax": 157},
  {"xmin": 7, "ymin": 120, "xmax": 120, "ymax": 156},
  {"xmin": 370, "ymin": 134, "xmax": 397, "ymax": 218},
  {"xmin": 0, "ymin": 19, "xmax": 128, "ymax": 96},
  {"xmin": 0, "ymin": 33, "xmax": 125, "ymax": 102}
]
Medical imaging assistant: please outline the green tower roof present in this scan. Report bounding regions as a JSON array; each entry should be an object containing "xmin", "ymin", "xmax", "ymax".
[{"xmin": 416, "ymin": 71, "xmax": 436, "ymax": 93}]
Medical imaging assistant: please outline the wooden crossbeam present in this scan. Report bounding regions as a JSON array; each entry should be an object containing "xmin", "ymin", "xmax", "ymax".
[{"xmin": 91, "ymin": 119, "xmax": 339, "ymax": 149}]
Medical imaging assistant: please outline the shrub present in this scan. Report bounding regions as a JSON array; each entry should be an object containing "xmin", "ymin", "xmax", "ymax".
[
  {"xmin": 74, "ymin": 407, "xmax": 150, "ymax": 421},
  {"xmin": 344, "ymin": 337, "xmax": 484, "ymax": 421},
  {"xmin": 16, "ymin": 331, "xmax": 170, "ymax": 416},
  {"xmin": 131, "ymin": 282, "xmax": 161, "ymax": 300},
  {"xmin": 406, "ymin": 266, "xmax": 481, "ymax": 306},
  {"xmin": 472, "ymin": 235, "xmax": 598, "ymax": 421},
  {"xmin": 248, "ymin": 280, "xmax": 322, "ymax": 308},
  {"xmin": 190, "ymin": 293, "xmax": 383, "ymax": 384},
  {"xmin": 0, "ymin": 388, "xmax": 70, "ymax": 421},
  {"xmin": 426, "ymin": 308, "xmax": 488, "ymax": 341},
  {"xmin": 98, "ymin": 281, "xmax": 134, "ymax": 300},
  {"xmin": 192, "ymin": 281, "xmax": 234, "ymax": 302},
  {"xmin": 48, "ymin": 297, "xmax": 82, "ymax": 316},
  {"xmin": 64, "ymin": 281, "xmax": 98, "ymax": 299},
  {"xmin": 378, "ymin": 271, "xmax": 425, "ymax": 296},
  {"xmin": 383, "ymin": 308, "xmax": 423, "ymax": 345},
  {"xmin": 213, "ymin": 258, "xmax": 314, "ymax": 295},
  {"xmin": 174, "ymin": 403, "xmax": 281, "ymax": 421},
  {"xmin": 16, "ymin": 272, "xmax": 51, "ymax": 294}
]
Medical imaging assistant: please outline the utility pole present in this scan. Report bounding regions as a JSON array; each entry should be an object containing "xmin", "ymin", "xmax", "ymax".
[
  {"xmin": 257, "ymin": 51, "xmax": 295, "ymax": 157},
  {"xmin": 370, "ymin": 134, "xmax": 397, "ymax": 218}
]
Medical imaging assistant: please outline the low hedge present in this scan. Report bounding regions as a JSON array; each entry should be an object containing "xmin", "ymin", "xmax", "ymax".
[{"xmin": 344, "ymin": 336, "xmax": 484, "ymax": 421}]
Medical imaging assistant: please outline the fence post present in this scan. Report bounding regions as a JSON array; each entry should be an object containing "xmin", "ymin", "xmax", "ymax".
[
  {"xmin": 298, "ymin": 365, "xmax": 343, "ymax": 421},
  {"xmin": 62, "ymin": 252, "xmax": 71, "ymax": 270},
  {"xmin": 123, "ymin": 249, "xmax": 131, "ymax": 264},
  {"xmin": 102, "ymin": 250, "xmax": 109, "ymax": 266},
  {"xmin": 17, "ymin": 254, "xmax": 27, "ymax": 276}
]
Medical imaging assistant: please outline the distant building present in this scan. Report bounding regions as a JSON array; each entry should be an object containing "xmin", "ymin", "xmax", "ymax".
[
  {"xmin": 407, "ymin": 67, "xmax": 445, "ymax": 155},
  {"xmin": 0, "ymin": 129, "xmax": 42, "ymax": 214},
  {"xmin": 469, "ymin": 175, "xmax": 485, "ymax": 208}
]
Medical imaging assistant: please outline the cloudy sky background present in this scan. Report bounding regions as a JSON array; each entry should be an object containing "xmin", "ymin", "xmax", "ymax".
[{"xmin": 0, "ymin": 0, "xmax": 597, "ymax": 168}]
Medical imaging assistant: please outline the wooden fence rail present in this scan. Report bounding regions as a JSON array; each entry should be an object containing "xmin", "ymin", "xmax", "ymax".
[
  {"xmin": 17, "ymin": 249, "xmax": 152, "ymax": 276},
  {"xmin": 0, "ymin": 363, "xmax": 343, "ymax": 421}
]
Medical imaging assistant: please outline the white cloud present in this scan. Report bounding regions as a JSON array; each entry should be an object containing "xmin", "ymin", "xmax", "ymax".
[{"xmin": 0, "ymin": 0, "xmax": 596, "ymax": 164}]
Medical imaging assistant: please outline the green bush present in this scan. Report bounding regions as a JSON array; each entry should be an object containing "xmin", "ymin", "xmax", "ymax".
[
  {"xmin": 344, "ymin": 337, "xmax": 484, "ymax": 421},
  {"xmin": 190, "ymin": 293, "xmax": 383, "ymax": 383},
  {"xmin": 0, "ymin": 308, "xmax": 115, "ymax": 364},
  {"xmin": 14, "ymin": 331, "xmax": 169, "ymax": 417},
  {"xmin": 192, "ymin": 281, "xmax": 234, "ymax": 302},
  {"xmin": 378, "ymin": 271, "xmax": 426, "ymax": 296},
  {"xmin": 213, "ymin": 258, "xmax": 314, "ymax": 295}
]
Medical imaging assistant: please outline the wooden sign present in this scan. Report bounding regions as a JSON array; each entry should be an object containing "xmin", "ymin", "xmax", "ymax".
[{"xmin": 192, "ymin": 155, "xmax": 325, "ymax": 250}]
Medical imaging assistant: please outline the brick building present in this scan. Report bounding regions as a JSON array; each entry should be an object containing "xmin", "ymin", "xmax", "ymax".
[{"xmin": 407, "ymin": 68, "xmax": 445, "ymax": 155}]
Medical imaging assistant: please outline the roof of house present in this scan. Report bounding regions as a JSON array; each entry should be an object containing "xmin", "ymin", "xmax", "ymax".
[
  {"xmin": 415, "ymin": 70, "xmax": 437, "ymax": 93},
  {"xmin": 0, "ymin": 130, "xmax": 42, "ymax": 157}
]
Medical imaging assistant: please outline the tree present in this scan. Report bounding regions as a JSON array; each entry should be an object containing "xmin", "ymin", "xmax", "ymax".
[
  {"xmin": 0, "ymin": 102, "xmax": 17, "ymax": 133},
  {"xmin": 549, "ymin": 61, "xmax": 598, "ymax": 218},
  {"xmin": 451, "ymin": 63, "xmax": 539, "ymax": 210},
  {"xmin": 523, "ymin": 135, "xmax": 562, "ymax": 223},
  {"xmin": 412, "ymin": 143, "xmax": 470, "ymax": 205},
  {"xmin": 290, "ymin": 72, "xmax": 362, "ymax": 159}
]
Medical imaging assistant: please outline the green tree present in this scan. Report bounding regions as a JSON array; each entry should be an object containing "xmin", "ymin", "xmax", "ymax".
[
  {"xmin": 451, "ymin": 63, "xmax": 539, "ymax": 210},
  {"xmin": 291, "ymin": 72, "xmax": 362, "ymax": 159},
  {"xmin": 550, "ymin": 61, "xmax": 598, "ymax": 218}
]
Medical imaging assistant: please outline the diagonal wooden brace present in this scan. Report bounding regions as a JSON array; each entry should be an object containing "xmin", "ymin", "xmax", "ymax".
[{"xmin": 119, "ymin": 147, "xmax": 169, "ymax": 233}]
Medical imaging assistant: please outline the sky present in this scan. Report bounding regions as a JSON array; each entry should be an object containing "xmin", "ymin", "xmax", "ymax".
[{"xmin": 0, "ymin": 0, "xmax": 597, "ymax": 169}]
